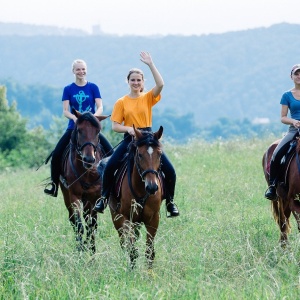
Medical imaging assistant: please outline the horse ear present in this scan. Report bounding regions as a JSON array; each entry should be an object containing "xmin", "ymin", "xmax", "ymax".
[
  {"xmin": 133, "ymin": 124, "xmax": 142, "ymax": 139},
  {"xmin": 96, "ymin": 115, "xmax": 110, "ymax": 122},
  {"xmin": 154, "ymin": 126, "xmax": 163, "ymax": 140},
  {"xmin": 73, "ymin": 109, "xmax": 81, "ymax": 118}
]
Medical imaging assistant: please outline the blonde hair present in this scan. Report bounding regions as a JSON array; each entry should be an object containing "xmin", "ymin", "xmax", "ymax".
[
  {"xmin": 71, "ymin": 59, "xmax": 87, "ymax": 71},
  {"xmin": 127, "ymin": 68, "xmax": 145, "ymax": 92}
]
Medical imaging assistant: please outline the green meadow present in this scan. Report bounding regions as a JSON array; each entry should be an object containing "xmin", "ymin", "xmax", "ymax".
[{"xmin": 2, "ymin": 137, "xmax": 300, "ymax": 299}]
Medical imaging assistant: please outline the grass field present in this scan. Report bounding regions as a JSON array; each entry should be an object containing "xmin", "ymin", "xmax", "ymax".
[{"xmin": 2, "ymin": 137, "xmax": 300, "ymax": 299}]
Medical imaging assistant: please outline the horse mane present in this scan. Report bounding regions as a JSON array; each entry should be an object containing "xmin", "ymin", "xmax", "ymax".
[
  {"xmin": 71, "ymin": 112, "xmax": 101, "ymax": 144},
  {"xmin": 76, "ymin": 112, "xmax": 101, "ymax": 130},
  {"xmin": 125, "ymin": 131, "xmax": 162, "ymax": 162},
  {"xmin": 134, "ymin": 131, "xmax": 161, "ymax": 148}
]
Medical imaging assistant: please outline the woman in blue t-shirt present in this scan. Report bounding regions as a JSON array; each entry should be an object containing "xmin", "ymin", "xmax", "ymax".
[
  {"xmin": 44, "ymin": 59, "xmax": 113, "ymax": 197},
  {"xmin": 265, "ymin": 64, "xmax": 300, "ymax": 200}
]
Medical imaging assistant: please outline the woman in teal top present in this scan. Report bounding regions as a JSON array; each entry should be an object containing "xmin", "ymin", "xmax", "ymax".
[{"xmin": 265, "ymin": 64, "xmax": 300, "ymax": 200}]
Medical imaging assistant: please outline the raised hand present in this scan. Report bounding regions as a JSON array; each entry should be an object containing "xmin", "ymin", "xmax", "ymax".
[{"xmin": 140, "ymin": 51, "xmax": 153, "ymax": 66}]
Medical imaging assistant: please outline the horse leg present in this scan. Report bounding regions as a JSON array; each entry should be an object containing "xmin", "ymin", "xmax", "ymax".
[
  {"xmin": 118, "ymin": 219, "xmax": 139, "ymax": 269},
  {"xmin": 145, "ymin": 216, "xmax": 159, "ymax": 269},
  {"xmin": 83, "ymin": 203, "xmax": 98, "ymax": 254},
  {"xmin": 62, "ymin": 188, "xmax": 84, "ymax": 251},
  {"xmin": 275, "ymin": 199, "xmax": 291, "ymax": 247},
  {"xmin": 145, "ymin": 236, "xmax": 155, "ymax": 269},
  {"xmin": 292, "ymin": 210, "xmax": 300, "ymax": 232},
  {"xmin": 127, "ymin": 227, "xmax": 139, "ymax": 269},
  {"xmin": 70, "ymin": 199, "xmax": 85, "ymax": 251}
]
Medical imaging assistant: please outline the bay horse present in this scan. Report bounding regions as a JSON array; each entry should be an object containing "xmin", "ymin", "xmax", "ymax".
[
  {"xmin": 262, "ymin": 138, "xmax": 300, "ymax": 246},
  {"xmin": 60, "ymin": 110, "xmax": 109, "ymax": 253},
  {"xmin": 107, "ymin": 125, "xmax": 164, "ymax": 269}
]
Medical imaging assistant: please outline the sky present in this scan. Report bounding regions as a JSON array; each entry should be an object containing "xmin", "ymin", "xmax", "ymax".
[{"xmin": 1, "ymin": 0, "xmax": 300, "ymax": 36}]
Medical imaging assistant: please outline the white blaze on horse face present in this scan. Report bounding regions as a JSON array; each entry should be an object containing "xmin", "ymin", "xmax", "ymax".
[
  {"xmin": 147, "ymin": 146, "xmax": 154, "ymax": 157},
  {"xmin": 145, "ymin": 145, "xmax": 158, "ymax": 188}
]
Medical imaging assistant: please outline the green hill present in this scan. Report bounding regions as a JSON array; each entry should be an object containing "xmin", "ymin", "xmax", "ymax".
[{"xmin": 0, "ymin": 22, "xmax": 299, "ymax": 138}]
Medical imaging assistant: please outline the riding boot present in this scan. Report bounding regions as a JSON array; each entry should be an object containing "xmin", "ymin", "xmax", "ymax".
[
  {"xmin": 93, "ymin": 195, "xmax": 108, "ymax": 213},
  {"xmin": 166, "ymin": 198, "xmax": 179, "ymax": 217},
  {"xmin": 44, "ymin": 181, "xmax": 58, "ymax": 197},
  {"xmin": 264, "ymin": 180, "xmax": 277, "ymax": 201}
]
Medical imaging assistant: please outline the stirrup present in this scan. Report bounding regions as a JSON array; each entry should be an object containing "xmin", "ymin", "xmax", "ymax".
[
  {"xmin": 44, "ymin": 182, "xmax": 58, "ymax": 197},
  {"xmin": 166, "ymin": 201, "xmax": 179, "ymax": 218}
]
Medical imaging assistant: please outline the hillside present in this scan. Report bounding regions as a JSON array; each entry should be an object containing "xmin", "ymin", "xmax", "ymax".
[{"xmin": 1, "ymin": 22, "xmax": 300, "ymax": 131}]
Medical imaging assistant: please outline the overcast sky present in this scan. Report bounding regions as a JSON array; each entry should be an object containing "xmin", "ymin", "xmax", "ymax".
[{"xmin": 1, "ymin": 0, "xmax": 299, "ymax": 36}]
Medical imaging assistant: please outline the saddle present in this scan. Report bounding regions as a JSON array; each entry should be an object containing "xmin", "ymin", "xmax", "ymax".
[{"xmin": 277, "ymin": 138, "xmax": 298, "ymax": 189}]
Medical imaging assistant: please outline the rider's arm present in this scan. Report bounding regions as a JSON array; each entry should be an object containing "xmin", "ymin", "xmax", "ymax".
[
  {"xmin": 281, "ymin": 105, "xmax": 300, "ymax": 128},
  {"xmin": 112, "ymin": 122, "xmax": 135, "ymax": 136}
]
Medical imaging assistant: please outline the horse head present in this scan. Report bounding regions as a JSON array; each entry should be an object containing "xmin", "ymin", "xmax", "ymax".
[
  {"xmin": 71, "ymin": 110, "xmax": 110, "ymax": 169},
  {"xmin": 133, "ymin": 125, "xmax": 163, "ymax": 195}
]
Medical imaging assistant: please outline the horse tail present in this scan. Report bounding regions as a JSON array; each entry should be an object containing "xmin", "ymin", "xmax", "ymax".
[{"xmin": 271, "ymin": 201, "xmax": 280, "ymax": 225}]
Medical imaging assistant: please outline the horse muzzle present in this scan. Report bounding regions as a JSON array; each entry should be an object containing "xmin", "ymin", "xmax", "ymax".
[
  {"xmin": 145, "ymin": 179, "xmax": 159, "ymax": 195},
  {"xmin": 82, "ymin": 156, "xmax": 96, "ymax": 169}
]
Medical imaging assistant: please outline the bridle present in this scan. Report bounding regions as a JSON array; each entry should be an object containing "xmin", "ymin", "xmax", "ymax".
[
  {"xmin": 126, "ymin": 132, "xmax": 163, "ymax": 208},
  {"xmin": 65, "ymin": 128, "xmax": 101, "ymax": 189},
  {"xmin": 134, "ymin": 147, "xmax": 161, "ymax": 182},
  {"xmin": 74, "ymin": 129, "xmax": 100, "ymax": 159}
]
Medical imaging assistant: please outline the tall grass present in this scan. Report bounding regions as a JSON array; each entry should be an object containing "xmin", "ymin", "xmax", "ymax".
[{"xmin": 1, "ymin": 137, "xmax": 300, "ymax": 299}]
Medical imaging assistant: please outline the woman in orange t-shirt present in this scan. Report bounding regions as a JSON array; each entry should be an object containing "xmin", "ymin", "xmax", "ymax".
[{"xmin": 94, "ymin": 51, "xmax": 179, "ymax": 217}]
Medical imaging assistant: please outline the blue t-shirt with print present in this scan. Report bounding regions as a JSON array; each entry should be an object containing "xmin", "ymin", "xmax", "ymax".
[
  {"xmin": 62, "ymin": 82, "xmax": 101, "ymax": 130},
  {"xmin": 280, "ymin": 91, "xmax": 300, "ymax": 121}
]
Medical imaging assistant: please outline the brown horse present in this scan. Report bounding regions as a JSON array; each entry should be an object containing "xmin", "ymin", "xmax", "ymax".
[
  {"xmin": 60, "ymin": 110, "xmax": 109, "ymax": 253},
  {"xmin": 107, "ymin": 125, "xmax": 164, "ymax": 269},
  {"xmin": 262, "ymin": 138, "xmax": 300, "ymax": 246}
]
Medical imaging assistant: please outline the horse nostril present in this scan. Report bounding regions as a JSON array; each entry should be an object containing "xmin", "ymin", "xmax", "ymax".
[
  {"xmin": 83, "ymin": 156, "xmax": 95, "ymax": 164},
  {"xmin": 146, "ymin": 183, "xmax": 158, "ymax": 195}
]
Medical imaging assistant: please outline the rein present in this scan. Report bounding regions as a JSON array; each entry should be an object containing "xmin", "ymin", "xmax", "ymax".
[
  {"xmin": 103, "ymin": 134, "xmax": 132, "ymax": 158},
  {"xmin": 296, "ymin": 129, "xmax": 300, "ymax": 175},
  {"xmin": 68, "ymin": 147, "xmax": 100, "ymax": 190},
  {"xmin": 127, "ymin": 157, "xmax": 150, "ymax": 207},
  {"xmin": 76, "ymin": 141, "xmax": 98, "ymax": 156},
  {"xmin": 67, "ymin": 133, "xmax": 131, "ymax": 190}
]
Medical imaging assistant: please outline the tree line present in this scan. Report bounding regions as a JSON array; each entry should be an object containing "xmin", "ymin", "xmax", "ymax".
[{"xmin": 0, "ymin": 85, "xmax": 284, "ymax": 170}]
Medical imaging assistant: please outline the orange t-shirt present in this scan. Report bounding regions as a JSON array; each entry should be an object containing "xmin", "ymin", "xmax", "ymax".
[{"xmin": 111, "ymin": 89, "xmax": 161, "ymax": 128}]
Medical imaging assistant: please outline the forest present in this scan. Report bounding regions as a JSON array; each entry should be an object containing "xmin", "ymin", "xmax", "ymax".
[
  {"xmin": 1, "ymin": 22, "xmax": 300, "ymax": 133},
  {"xmin": 1, "ymin": 21, "xmax": 299, "ymax": 167},
  {"xmin": 0, "ymin": 85, "xmax": 284, "ymax": 170}
]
